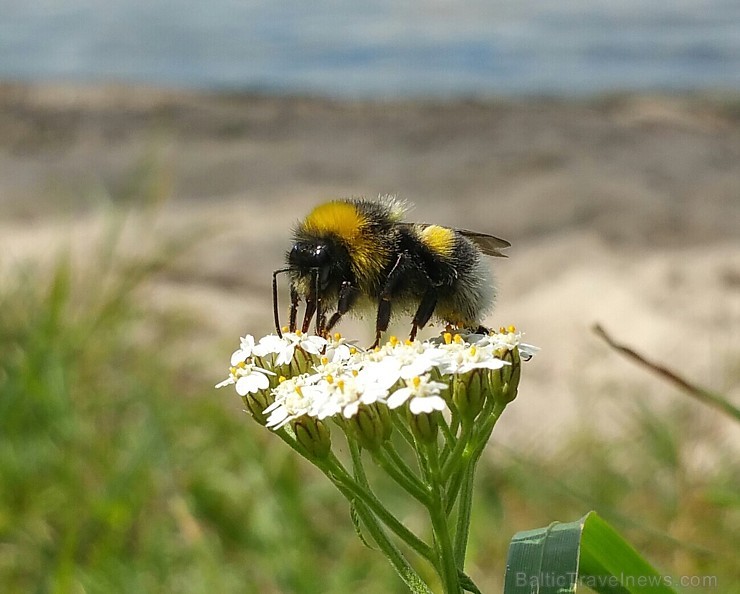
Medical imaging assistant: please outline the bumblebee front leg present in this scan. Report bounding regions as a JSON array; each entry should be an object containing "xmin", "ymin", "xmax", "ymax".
[
  {"xmin": 324, "ymin": 281, "xmax": 359, "ymax": 335},
  {"xmin": 316, "ymin": 297, "xmax": 327, "ymax": 337},
  {"xmin": 289, "ymin": 285, "xmax": 300, "ymax": 332},
  {"xmin": 301, "ymin": 294, "xmax": 317, "ymax": 334}
]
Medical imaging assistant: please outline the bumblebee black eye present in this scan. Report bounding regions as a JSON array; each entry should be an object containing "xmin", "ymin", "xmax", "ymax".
[{"xmin": 289, "ymin": 242, "xmax": 330, "ymax": 267}]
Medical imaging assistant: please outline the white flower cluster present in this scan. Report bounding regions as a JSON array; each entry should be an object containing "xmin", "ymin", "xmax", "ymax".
[{"xmin": 217, "ymin": 329, "xmax": 537, "ymax": 430}]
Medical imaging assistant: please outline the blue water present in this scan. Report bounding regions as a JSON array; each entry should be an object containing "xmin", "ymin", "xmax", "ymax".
[{"xmin": 1, "ymin": 0, "xmax": 739, "ymax": 97}]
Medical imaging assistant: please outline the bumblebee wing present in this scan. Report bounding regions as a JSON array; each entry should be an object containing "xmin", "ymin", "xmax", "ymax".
[
  {"xmin": 456, "ymin": 229, "xmax": 511, "ymax": 257},
  {"xmin": 399, "ymin": 223, "xmax": 510, "ymax": 257}
]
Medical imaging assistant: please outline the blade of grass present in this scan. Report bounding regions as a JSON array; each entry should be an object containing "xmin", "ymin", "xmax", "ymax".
[
  {"xmin": 593, "ymin": 323, "xmax": 740, "ymax": 423},
  {"xmin": 504, "ymin": 511, "xmax": 678, "ymax": 594}
]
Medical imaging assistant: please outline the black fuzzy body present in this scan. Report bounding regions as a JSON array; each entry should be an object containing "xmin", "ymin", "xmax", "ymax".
[{"xmin": 282, "ymin": 197, "xmax": 497, "ymax": 341}]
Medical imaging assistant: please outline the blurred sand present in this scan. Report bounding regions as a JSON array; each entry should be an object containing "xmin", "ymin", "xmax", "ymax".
[{"xmin": 1, "ymin": 83, "xmax": 738, "ymax": 445}]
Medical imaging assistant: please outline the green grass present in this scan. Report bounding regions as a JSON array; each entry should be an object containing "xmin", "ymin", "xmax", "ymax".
[{"xmin": 1, "ymin": 212, "xmax": 737, "ymax": 593}]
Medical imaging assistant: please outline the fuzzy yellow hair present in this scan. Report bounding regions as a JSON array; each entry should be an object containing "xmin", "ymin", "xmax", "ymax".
[{"xmin": 299, "ymin": 199, "xmax": 396, "ymax": 288}]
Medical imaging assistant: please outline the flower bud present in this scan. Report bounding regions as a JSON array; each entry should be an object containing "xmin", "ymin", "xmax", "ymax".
[
  {"xmin": 488, "ymin": 365, "xmax": 504, "ymax": 401},
  {"xmin": 292, "ymin": 417, "xmax": 331, "ymax": 459},
  {"xmin": 453, "ymin": 371, "xmax": 485, "ymax": 422},
  {"xmin": 242, "ymin": 390, "xmax": 272, "ymax": 425},
  {"xmin": 409, "ymin": 410, "xmax": 439, "ymax": 444},
  {"xmin": 493, "ymin": 348, "xmax": 521, "ymax": 406},
  {"xmin": 349, "ymin": 404, "xmax": 392, "ymax": 451}
]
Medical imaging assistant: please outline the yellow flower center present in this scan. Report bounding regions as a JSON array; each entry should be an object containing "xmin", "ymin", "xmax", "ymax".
[
  {"xmin": 443, "ymin": 332, "xmax": 452, "ymax": 344},
  {"xmin": 412, "ymin": 376, "xmax": 421, "ymax": 388}
]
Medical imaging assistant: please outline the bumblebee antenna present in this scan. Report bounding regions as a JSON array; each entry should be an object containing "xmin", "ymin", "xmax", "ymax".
[{"xmin": 272, "ymin": 267, "xmax": 291, "ymax": 337}]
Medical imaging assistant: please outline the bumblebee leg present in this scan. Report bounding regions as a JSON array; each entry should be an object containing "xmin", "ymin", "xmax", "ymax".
[
  {"xmin": 410, "ymin": 288, "xmax": 438, "ymax": 341},
  {"xmin": 325, "ymin": 281, "xmax": 358, "ymax": 335},
  {"xmin": 313, "ymin": 267, "xmax": 326, "ymax": 336},
  {"xmin": 316, "ymin": 298, "xmax": 327, "ymax": 336},
  {"xmin": 370, "ymin": 254, "xmax": 407, "ymax": 349},
  {"xmin": 371, "ymin": 299, "xmax": 392, "ymax": 349},
  {"xmin": 301, "ymin": 295, "xmax": 317, "ymax": 334},
  {"xmin": 288, "ymin": 285, "xmax": 300, "ymax": 332}
]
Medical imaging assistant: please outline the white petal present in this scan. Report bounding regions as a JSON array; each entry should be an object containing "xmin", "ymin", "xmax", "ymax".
[
  {"xmin": 275, "ymin": 345, "xmax": 295, "ymax": 366},
  {"xmin": 265, "ymin": 407, "xmax": 289, "ymax": 428},
  {"xmin": 426, "ymin": 380, "xmax": 448, "ymax": 392},
  {"xmin": 254, "ymin": 372, "xmax": 270, "ymax": 390},
  {"xmin": 254, "ymin": 365, "xmax": 276, "ymax": 376},
  {"xmin": 300, "ymin": 336, "xmax": 327, "ymax": 354},
  {"xmin": 519, "ymin": 343, "xmax": 540, "ymax": 360},
  {"xmin": 363, "ymin": 359, "xmax": 402, "ymax": 388},
  {"xmin": 236, "ymin": 375, "xmax": 264, "ymax": 395},
  {"xmin": 230, "ymin": 349, "xmax": 247, "ymax": 366},
  {"xmin": 263, "ymin": 400, "xmax": 280, "ymax": 414},
  {"xmin": 316, "ymin": 400, "xmax": 341, "ymax": 420},
  {"xmin": 482, "ymin": 359, "xmax": 507, "ymax": 370},
  {"xmin": 387, "ymin": 387, "xmax": 412, "ymax": 409},
  {"xmin": 239, "ymin": 335, "xmax": 256, "ymax": 350},
  {"xmin": 329, "ymin": 344, "xmax": 352, "ymax": 362},
  {"xmin": 254, "ymin": 335, "xmax": 287, "ymax": 356},
  {"xmin": 215, "ymin": 377, "xmax": 234, "ymax": 389},
  {"xmin": 343, "ymin": 401, "xmax": 360, "ymax": 418},
  {"xmin": 360, "ymin": 384, "xmax": 387, "ymax": 405},
  {"xmin": 409, "ymin": 396, "xmax": 447, "ymax": 415}
]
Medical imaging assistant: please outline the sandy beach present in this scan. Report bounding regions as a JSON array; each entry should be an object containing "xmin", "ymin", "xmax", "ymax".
[{"xmin": 1, "ymin": 82, "xmax": 738, "ymax": 443}]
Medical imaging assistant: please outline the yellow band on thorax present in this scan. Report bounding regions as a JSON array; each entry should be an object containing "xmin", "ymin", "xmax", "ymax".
[{"xmin": 303, "ymin": 201, "xmax": 366, "ymax": 241}]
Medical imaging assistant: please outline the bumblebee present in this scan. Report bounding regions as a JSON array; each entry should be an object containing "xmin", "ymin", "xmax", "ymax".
[{"xmin": 273, "ymin": 196, "xmax": 509, "ymax": 347}]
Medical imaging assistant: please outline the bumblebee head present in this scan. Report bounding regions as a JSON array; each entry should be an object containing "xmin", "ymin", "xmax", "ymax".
[
  {"xmin": 287, "ymin": 241, "xmax": 328, "ymax": 288},
  {"xmin": 288, "ymin": 241, "xmax": 329, "ymax": 268},
  {"xmin": 288, "ymin": 238, "xmax": 350, "ymax": 292}
]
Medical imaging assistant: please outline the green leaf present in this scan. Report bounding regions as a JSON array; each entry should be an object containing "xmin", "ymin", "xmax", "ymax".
[
  {"xmin": 349, "ymin": 499, "xmax": 376, "ymax": 551},
  {"xmin": 504, "ymin": 511, "xmax": 677, "ymax": 594}
]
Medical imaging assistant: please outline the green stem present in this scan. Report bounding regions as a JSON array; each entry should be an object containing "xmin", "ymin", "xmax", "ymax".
[
  {"xmin": 445, "ymin": 465, "xmax": 465, "ymax": 516},
  {"xmin": 348, "ymin": 438, "xmax": 369, "ymax": 485},
  {"xmin": 271, "ymin": 424, "xmax": 484, "ymax": 593},
  {"xmin": 374, "ymin": 445, "xmax": 430, "ymax": 504},
  {"xmin": 438, "ymin": 421, "xmax": 457, "ymax": 467},
  {"xmin": 323, "ymin": 456, "xmax": 436, "ymax": 564},
  {"xmin": 426, "ymin": 440, "xmax": 462, "ymax": 594},
  {"xmin": 391, "ymin": 411, "xmax": 417, "ymax": 447},
  {"xmin": 453, "ymin": 401, "xmax": 507, "ymax": 564},
  {"xmin": 442, "ymin": 420, "xmax": 472, "ymax": 482},
  {"xmin": 339, "ymin": 485, "xmax": 434, "ymax": 594},
  {"xmin": 473, "ymin": 401, "xmax": 506, "ymax": 453},
  {"xmin": 438, "ymin": 413, "xmax": 456, "ymax": 449},
  {"xmin": 452, "ymin": 449, "xmax": 479, "ymax": 566}
]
